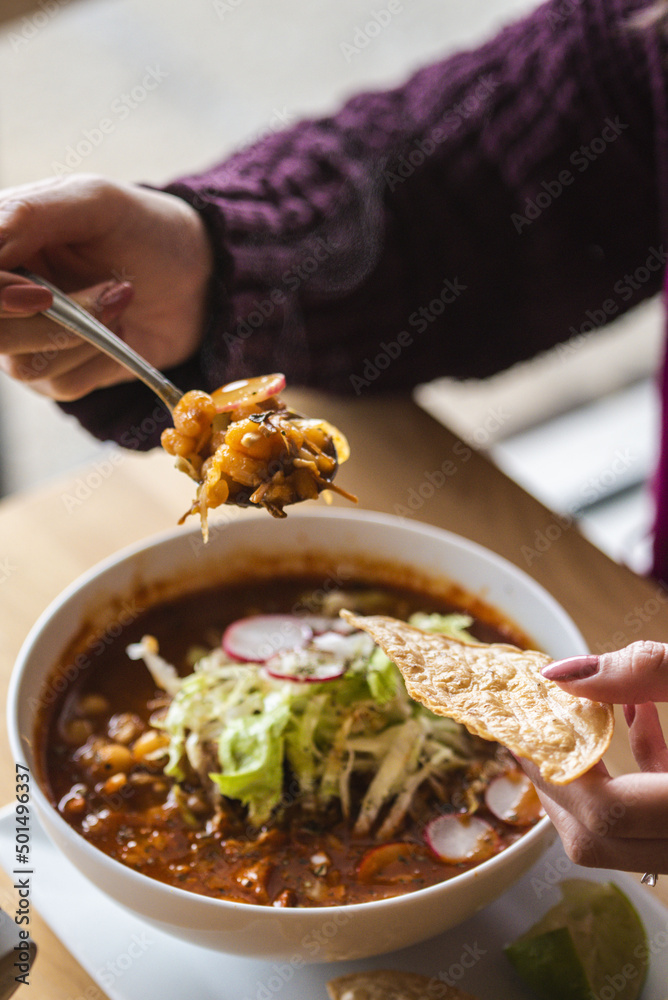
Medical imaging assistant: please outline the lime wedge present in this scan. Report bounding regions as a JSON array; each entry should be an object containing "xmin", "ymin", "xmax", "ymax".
[{"xmin": 505, "ymin": 879, "xmax": 648, "ymax": 1000}]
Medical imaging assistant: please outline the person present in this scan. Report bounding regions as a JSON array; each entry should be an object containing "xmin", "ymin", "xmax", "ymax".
[
  {"xmin": 534, "ymin": 645, "xmax": 668, "ymax": 875},
  {"xmin": 1, "ymin": 0, "xmax": 667, "ymax": 875}
]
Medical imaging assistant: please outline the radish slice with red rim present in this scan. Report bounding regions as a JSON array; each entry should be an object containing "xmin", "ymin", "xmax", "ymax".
[
  {"xmin": 265, "ymin": 649, "xmax": 345, "ymax": 683},
  {"xmin": 484, "ymin": 771, "xmax": 544, "ymax": 826},
  {"xmin": 425, "ymin": 813, "xmax": 499, "ymax": 865},
  {"xmin": 222, "ymin": 615, "xmax": 312, "ymax": 662},
  {"xmin": 211, "ymin": 374, "xmax": 286, "ymax": 412}
]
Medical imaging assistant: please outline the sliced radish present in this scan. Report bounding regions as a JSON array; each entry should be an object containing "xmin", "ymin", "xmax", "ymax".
[
  {"xmin": 222, "ymin": 614, "xmax": 312, "ymax": 662},
  {"xmin": 484, "ymin": 771, "xmax": 544, "ymax": 826},
  {"xmin": 211, "ymin": 374, "xmax": 286, "ymax": 412},
  {"xmin": 356, "ymin": 842, "xmax": 421, "ymax": 882},
  {"xmin": 425, "ymin": 813, "xmax": 499, "ymax": 865},
  {"xmin": 265, "ymin": 648, "xmax": 346, "ymax": 683}
]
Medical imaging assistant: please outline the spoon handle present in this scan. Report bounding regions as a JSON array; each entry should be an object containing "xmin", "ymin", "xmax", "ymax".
[{"xmin": 16, "ymin": 269, "xmax": 183, "ymax": 413}]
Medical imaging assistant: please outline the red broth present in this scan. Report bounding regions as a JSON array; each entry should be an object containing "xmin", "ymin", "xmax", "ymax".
[{"xmin": 37, "ymin": 576, "xmax": 542, "ymax": 907}]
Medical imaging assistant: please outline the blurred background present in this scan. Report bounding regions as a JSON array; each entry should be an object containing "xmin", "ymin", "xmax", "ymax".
[{"xmin": 0, "ymin": 0, "xmax": 662, "ymax": 571}]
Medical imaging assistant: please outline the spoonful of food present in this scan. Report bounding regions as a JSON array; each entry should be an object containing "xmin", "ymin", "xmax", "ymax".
[{"xmin": 18, "ymin": 269, "xmax": 356, "ymax": 538}]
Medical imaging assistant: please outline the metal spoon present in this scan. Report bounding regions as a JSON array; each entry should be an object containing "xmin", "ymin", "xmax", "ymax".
[{"xmin": 15, "ymin": 269, "xmax": 182, "ymax": 412}]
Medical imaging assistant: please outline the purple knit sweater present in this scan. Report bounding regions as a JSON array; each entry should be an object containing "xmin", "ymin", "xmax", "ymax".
[{"xmin": 62, "ymin": 0, "xmax": 668, "ymax": 577}]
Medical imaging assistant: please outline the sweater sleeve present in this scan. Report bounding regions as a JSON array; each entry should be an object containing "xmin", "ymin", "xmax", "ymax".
[{"xmin": 61, "ymin": 0, "xmax": 665, "ymax": 445}]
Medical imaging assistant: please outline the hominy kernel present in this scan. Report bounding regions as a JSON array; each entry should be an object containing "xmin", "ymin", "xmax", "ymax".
[
  {"xmin": 77, "ymin": 693, "xmax": 110, "ymax": 715},
  {"xmin": 102, "ymin": 772, "xmax": 128, "ymax": 796},
  {"xmin": 161, "ymin": 427, "xmax": 197, "ymax": 458},
  {"xmin": 108, "ymin": 712, "xmax": 144, "ymax": 745},
  {"xmin": 132, "ymin": 729, "xmax": 170, "ymax": 764},
  {"xmin": 58, "ymin": 786, "xmax": 88, "ymax": 817},
  {"xmin": 173, "ymin": 391, "xmax": 216, "ymax": 437},
  {"xmin": 95, "ymin": 742, "xmax": 134, "ymax": 774},
  {"xmin": 63, "ymin": 718, "xmax": 94, "ymax": 745}
]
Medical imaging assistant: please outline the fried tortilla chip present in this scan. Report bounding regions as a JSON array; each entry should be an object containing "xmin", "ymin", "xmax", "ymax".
[
  {"xmin": 341, "ymin": 612, "xmax": 613, "ymax": 785},
  {"xmin": 326, "ymin": 970, "xmax": 478, "ymax": 1000}
]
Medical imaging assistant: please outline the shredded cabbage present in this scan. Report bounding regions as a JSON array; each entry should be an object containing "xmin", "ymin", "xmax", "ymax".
[
  {"xmin": 127, "ymin": 612, "xmax": 477, "ymax": 833},
  {"xmin": 407, "ymin": 611, "xmax": 475, "ymax": 641}
]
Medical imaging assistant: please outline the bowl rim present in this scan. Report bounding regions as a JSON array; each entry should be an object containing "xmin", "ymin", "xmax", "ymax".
[{"xmin": 7, "ymin": 507, "xmax": 571, "ymax": 917}]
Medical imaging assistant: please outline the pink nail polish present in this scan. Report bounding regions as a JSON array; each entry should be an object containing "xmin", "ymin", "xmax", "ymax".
[
  {"xmin": 540, "ymin": 655, "xmax": 600, "ymax": 681},
  {"xmin": 0, "ymin": 283, "xmax": 52, "ymax": 312},
  {"xmin": 97, "ymin": 281, "xmax": 133, "ymax": 309}
]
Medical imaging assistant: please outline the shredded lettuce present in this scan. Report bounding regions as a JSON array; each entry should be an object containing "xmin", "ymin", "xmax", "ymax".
[
  {"xmin": 408, "ymin": 611, "xmax": 476, "ymax": 641},
  {"xmin": 211, "ymin": 696, "xmax": 291, "ymax": 825},
  {"xmin": 128, "ymin": 612, "xmax": 476, "ymax": 835},
  {"xmin": 126, "ymin": 636, "xmax": 182, "ymax": 697}
]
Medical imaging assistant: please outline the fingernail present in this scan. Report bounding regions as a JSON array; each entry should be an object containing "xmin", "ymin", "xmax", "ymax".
[
  {"xmin": 0, "ymin": 283, "xmax": 52, "ymax": 312},
  {"xmin": 541, "ymin": 654, "xmax": 600, "ymax": 681},
  {"xmin": 97, "ymin": 281, "xmax": 133, "ymax": 309},
  {"xmin": 623, "ymin": 703, "xmax": 636, "ymax": 726}
]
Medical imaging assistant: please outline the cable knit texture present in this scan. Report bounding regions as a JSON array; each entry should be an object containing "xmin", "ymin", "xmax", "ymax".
[{"xmin": 61, "ymin": 0, "xmax": 668, "ymax": 578}]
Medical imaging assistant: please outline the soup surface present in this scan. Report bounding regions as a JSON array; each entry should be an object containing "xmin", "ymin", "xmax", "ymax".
[{"xmin": 39, "ymin": 576, "xmax": 543, "ymax": 907}]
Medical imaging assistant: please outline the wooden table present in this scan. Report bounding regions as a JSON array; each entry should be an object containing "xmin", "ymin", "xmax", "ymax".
[{"xmin": 1, "ymin": 390, "xmax": 667, "ymax": 998}]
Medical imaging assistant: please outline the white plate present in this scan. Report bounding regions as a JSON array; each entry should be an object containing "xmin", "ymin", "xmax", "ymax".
[{"xmin": 0, "ymin": 806, "xmax": 666, "ymax": 999}]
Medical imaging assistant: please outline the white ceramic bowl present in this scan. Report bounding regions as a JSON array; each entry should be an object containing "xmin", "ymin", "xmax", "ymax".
[{"xmin": 8, "ymin": 509, "xmax": 585, "ymax": 962}]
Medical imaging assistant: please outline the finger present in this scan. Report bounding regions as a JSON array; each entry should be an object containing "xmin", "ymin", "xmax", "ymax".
[
  {"xmin": 0, "ymin": 340, "xmax": 100, "ymax": 383},
  {"xmin": 0, "ymin": 315, "xmax": 83, "ymax": 358},
  {"xmin": 535, "ymin": 792, "xmax": 668, "ymax": 874},
  {"xmin": 540, "ymin": 640, "xmax": 668, "ymax": 703},
  {"xmin": 516, "ymin": 754, "xmax": 610, "ymax": 784},
  {"xmin": 521, "ymin": 756, "xmax": 668, "ymax": 839},
  {"xmin": 0, "ymin": 279, "xmax": 133, "ymax": 352},
  {"xmin": 25, "ymin": 348, "xmax": 135, "ymax": 401},
  {"xmin": 0, "ymin": 340, "xmax": 107, "ymax": 382},
  {"xmin": 0, "ymin": 176, "xmax": 119, "ymax": 267},
  {"xmin": 627, "ymin": 701, "xmax": 668, "ymax": 772},
  {"xmin": 0, "ymin": 281, "xmax": 52, "ymax": 316}
]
